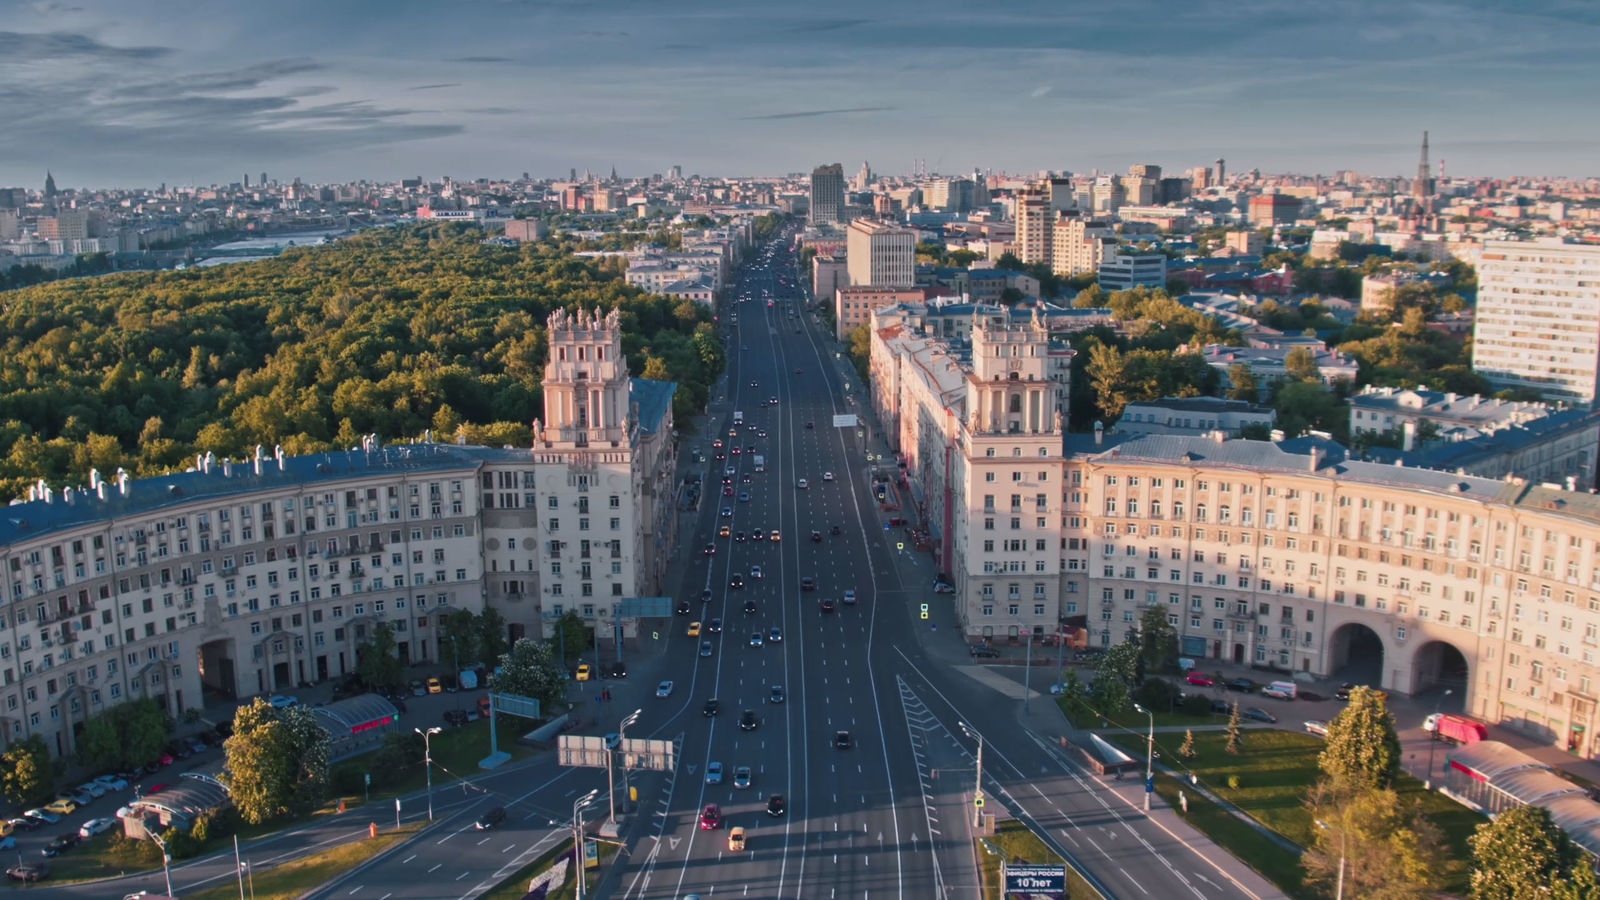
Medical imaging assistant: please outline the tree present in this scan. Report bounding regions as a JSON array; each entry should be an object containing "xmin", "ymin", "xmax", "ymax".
[
  {"xmin": 221, "ymin": 699, "xmax": 331, "ymax": 824},
  {"xmin": 0, "ymin": 734, "xmax": 51, "ymax": 805},
  {"xmin": 1284, "ymin": 346, "xmax": 1320, "ymax": 382},
  {"xmin": 495, "ymin": 638, "xmax": 569, "ymax": 716},
  {"xmin": 1073, "ymin": 284, "xmax": 1107, "ymax": 309},
  {"xmin": 441, "ymin": 609, "xmax": 481, "ymax": 669},
  {"xmin": 1089, "ymin": 640, "xmax": 1142, "ymax": 717},
  {"xmin": 1551, "ymin": 862, "xmax": 1600, "ymax": 900},
  {"xmin": 551, "ymin": 610, "xmax": 590, "ymax": 665},
  {"xmin": 1318, "ymin": 685, "xmax": 1402, "ymax": 792},
  {"xmin": 1303, "ymin": 783, "xmax": 1451, "ymax": 899},
  {"xmin": 1086, "ymin": 343, "xmax": 1130, "ymax": 420},
  {"xmin": 1226, "ymin": 363, "xmax": 1260, "ymax": 401},
  {"xmin": 1178, "ymin": 730, "xmax": 1197, "ymax": 759},
  {"xmin": 1137, "ymin": 606, "xmax": 1176, "ymax": 672},
  {"xmin": 1225, "ymin": 702, "xmax": 1243, "ymax": 754},
  {"xmin": 75, "ymin": 698, "xmax": 170, "ymax": 772},
  {"xmin": 1470, "ymin": 805, "xmax": 1588, "ymax": 900},
  {"xmin": 356, "ymin": 622, "xmax": 403, "ymax": 691},
  {"xmin": 476, "ymin": 606, "xmax": 509, "ymax": 667},
  {"xmin": 1273, "ymin": 380, "xmax": 1346, "ymax": 440}
]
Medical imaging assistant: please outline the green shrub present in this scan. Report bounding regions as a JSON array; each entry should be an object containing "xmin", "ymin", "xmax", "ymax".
[{"xmin": 1183, "ymin": 694, "xmax": 1214, "ymax": 716}]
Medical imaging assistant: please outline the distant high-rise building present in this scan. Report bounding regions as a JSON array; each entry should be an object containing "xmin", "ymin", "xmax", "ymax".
[
  {"xmin": 809, "ymin": 163, "xmax": 847, "ymax": 225},
  {"xmin": 1474, "ymin": 239, "xmax": 1600, "ymax": 407},
  {"xmin": 1214, "ymin": 158, "xmax": 1226, "ymax": 186},
  {"xmin": 243, "ymin": 173, "xmax": 250, "ymax": 188},
  {"xmin": 1248, "ymin": 193, "xmax": 1299, "ymax": 226},
  {"xmin": 1412, "ymin": 131, "xmax": 1435, "ymax": 229},
  {"xmin": 43, "ymin": 171, "xmax": 57, "ymax": 200},
  {"xmin": 261, "ymin": 172, "xmax": 269, "ymax": 186},
  {"xmin": 1129, "ymin": 164, "xmax": 1162, "ymax": 181},
  {"xmin": 853, "ymin": 161, "xmax": 872, "ymax": 192},
  {"xmin": 670, "ymin": 165, "xmax": 683, "ymax": 181},
  {"xmin": 0, "ymin": 187, "xmax": 24, "ymax": 209},
  {"xmin": 846, "ymin": 219, "xmax": 916, "ymax": 288},
  {"xmin": 1050, "ymin": 213, "xmax": 1114, "ymax": 276}
]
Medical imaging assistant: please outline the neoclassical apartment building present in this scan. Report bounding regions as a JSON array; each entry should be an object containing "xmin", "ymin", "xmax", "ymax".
[
  {"xmin": 872, "ymin": 304, "xmax": 1600, "ymax": 756},
  {"xmin": 0, "ymin": 308, "xmax": 677, "ymax": 761}
]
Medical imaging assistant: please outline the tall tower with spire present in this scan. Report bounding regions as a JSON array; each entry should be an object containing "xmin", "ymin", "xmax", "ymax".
[{"xmin": 1412, "ymin": 131, "xmax": 1435, "ymax": 230}]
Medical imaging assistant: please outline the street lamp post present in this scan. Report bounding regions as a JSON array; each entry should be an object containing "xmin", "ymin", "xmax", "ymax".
[
  {"xmin": 572, "ymin": 789, "xmax": 599, "ymax": 900},
  {"xmin": 615, "ymin": 708, "xmax": 642, "ymax": 821},
  {"xmin": 449, "ymin": 636, "xmax": 461, "ymax": 714},
  {"xmin": 1133, "ymin": 703, "xmax": 1155, "ymax": 812},
  {"xmin": 957, "ymin": 721, "xmax": 984, "ymax": 829},
  {"xmin": 148, "ymin": 828, "xmax": 177, "ymax": 900},
  {"xmin": 1426, "ymin": 688, "xmax": 1453, "ymax": 789},
  {"xmin": 416, "ymin": 726, "xmax": 442, "ymax": 821}
]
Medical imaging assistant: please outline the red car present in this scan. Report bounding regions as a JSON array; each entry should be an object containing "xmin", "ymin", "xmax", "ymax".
[
  {"xmin": 1186, "ymin": 672, "xmax": 1214, "ymax": 687},
  {"xmin": 699, "ymin": 804, "xmax": 722, "ymax": 830}
]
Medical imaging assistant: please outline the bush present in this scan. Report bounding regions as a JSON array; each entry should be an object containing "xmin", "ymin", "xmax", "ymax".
[
  {"xmin": 1135, "ymin": 678, "xmax": 1181, "ymax": 712},
  {"xmin": 163, "ymin": 825, "xmax": 202, "ymax": 860},
  {"xmin": 1182, "ymin": 694, "xmax": 1214, "ymax": 716},
  {"xmin": 190, "ymin": 807, "xmax": 239, "ymax": 844}
]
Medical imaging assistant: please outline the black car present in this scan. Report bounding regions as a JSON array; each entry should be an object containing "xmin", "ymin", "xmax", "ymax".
[
  {"xmin": 767, "ymin": 794, "xmax": 786, "ymax": 817},
  {"xmin": 609, "ymin": 661, "xmax": 628, "ymax": 679},
  {"xmin": 7, "ymin": 816, "xmax": 40, "ymax": 832},
  {"xmin": 475, "ymin": 807, "xmax": 506, "ymax": 830},
  {"xmin": 800, "ymin": 576, "xmax": 816, "ymax": 591},
  {"xmin": 443, "ymin": 709, "xmax": 469, "ymax": 727},
  {"xmin": 1334, "ymin": 683, "xmax": 1356, "ymax": 701},
  {"xmin": 708, "ymin": 618, "xmax": 723, "ymax": 633},
  {"xmin": 214, "ymin": 719, "xmax": 235, "ymax": 739},
  {"xmin": 810, "ymin": 531, "xmax": 822, "ymax": 543},
  {"xmin": 1225, "ymin": 679, "xmax": 1257, "ymax": 694},
  {"xmin": 676, "ymin": 599, "xmax": 691, "ymax": 615},
  {"xmin": 703, "ymin": 699, "xmax": 721, "ymax": 717},
  {"xmin": 1210, "ymin": 698, "xmax": 1232, "ymax": 714},
  {"xmin": 701, "ymin": 589, "xmax": 713, "ymax": 604},
  {"xmin": 6, "ymin": 862, "xmax": 47, "ymax": 883},
  {"xmin": 969, "ymin": 646, "xmax": 1000, "ymax": 658},
  {"xmin": 835, "ymin": 731, "xmax": 852, "ymax": 749},
  {"xmin": 41, "ymin": 834, "xmax": 78, "ymax": 857},
  {"xmin": 1242, "ymin": 707, "xmax": 1278, "ymax": 724},
  {"xmin": 729, "ymin": 574, "xmax": 744, "ymax": 589},
  {"xmin": 743, "ymin": 600, "xmax": 757, "ymax": 615},
  {"xmin": 740, "ymin": 710, "xmax": 759, "ymax": 731}
]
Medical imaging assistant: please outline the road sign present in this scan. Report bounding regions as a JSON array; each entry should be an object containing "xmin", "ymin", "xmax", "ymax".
[
  {"xmin": 557, "ymin": 735, "xmax": 613, "ymax": 769},
  {"xmin": 489, "ymin": 692, "xmax": 541, "ymax": 720},
  {"xmin": 897, "ymin": 542, "xmax": 905, "ymax": 550},
  {"xmin": 831, "ymin": 413, "xmax": 858, "ymax": 428},
  {"xmin": 1003, "ymin": 864, "xmax": 1066, "ymax": 894},
  {"xmin": 618, "ymin": 737, "xmax": 677, "ymax": 773},
  {"xmin": 620, "ymin": 596, "xmax": 673, "ymax": 618},
  {"xmin": 973, "ymin": 796, "xmax": 984, "ymax": 808}
]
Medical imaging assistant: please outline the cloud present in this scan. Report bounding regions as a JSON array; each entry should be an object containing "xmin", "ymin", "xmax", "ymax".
[
  {"xmin": 1030, "ymin": 85, "xmax": 1053, "ymax": 98},
  {"xmin": 0, "ymin": 30, "xmax": 169, "ymax": 61},
  {"xmin": 781, "ymin": 18, "xmax": 871, "ymax": 32},
  {"xmin": 409, "ymin": 83, "xmax": 460, "ymax": 91},
  {"xmin": 740, "ymin": 106, "xmax": 892, "ymax": 120},
  {"xmin": 446, "ymin": 55, "xmax": 513, "ymax": 63},
  {"xmin": 112, "ymin": 59, "xmax": 324, "ymax": 100}
]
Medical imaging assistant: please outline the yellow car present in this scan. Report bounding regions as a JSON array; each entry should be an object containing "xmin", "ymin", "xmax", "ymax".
[
  {"xmin": 719, "ymin": 525, "xmax": 731, "ymax": 538},
  {"xmin": 687, "ymin": 621, "xmax": 702, "ymax": 637},
  {"xmin": 728, "ymin": 826, "xmax": 746, "ymax": 851},
  {"xmin": 44, "ymin": 798, "xmax": 77, "ymax": 816},
  {"xmin": 427, "ymin": 677, "xmax": 442, "ymax": 694},
  {"xmin": 770, "ymin": 530, "xmax": 781, "ymax": 542},
  {"xmin": 575, "ymin": 664, "xmax": 591, "ymax": 682}
]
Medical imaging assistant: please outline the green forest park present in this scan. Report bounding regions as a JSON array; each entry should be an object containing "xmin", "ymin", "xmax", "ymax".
[{"xmin": 0, "ymin": 223, "xmax": 726, "ymax": 501}]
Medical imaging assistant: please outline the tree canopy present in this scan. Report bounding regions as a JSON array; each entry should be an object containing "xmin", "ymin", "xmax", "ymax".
[
  {"xmin": 75, "ymin": 697, "xmax": 170, "ymax": 773},
  {"xmin": 1470, "ymin": 805, "xmax": 1593, "ymax": 900},
  {"xmin": 494, "ymin": 637, "xmax": 568, "ymax": 716},
  {"xmin": 0, "ymin": 223, "xmax": 724, "ymax": 500},
  {"xmin": 0, "ymin": 734, "xmax": 52, "ymax": 805},
  {"xmin": 221, "ymin": 698, "xmax": 331, "ymax": 824},
  {"xmin": 1318, "ymin": 685, "xmax": 1403, "ymax": 792}
]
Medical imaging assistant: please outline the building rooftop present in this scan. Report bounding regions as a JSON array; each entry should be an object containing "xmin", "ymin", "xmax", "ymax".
[
  {"xmin": 630, "ymin": 378, "xmax": 677, "ymax": 435},
  {"xmin": 1351, "ymin": 386, "xmax": 1568, "ymax": 427},
  {"xmin": 1123, "ymin": 396, "xmax": 1271, "ymax": 414}
]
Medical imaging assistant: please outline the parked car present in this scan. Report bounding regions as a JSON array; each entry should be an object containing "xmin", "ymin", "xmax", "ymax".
[
  {"xmin": 1185, "ymin": 672, "xmax": 1215, "ymax": 687},
  {"xmin": 93, "ymin": 774, "xmax": 128, "ymax": 792},
  {"xmin": 1242, "ymin": 708, "xmax": 1278, "ymax": 724},
  {"xmin": 969, "ymin": 646, "xmax": 999, "ymax": 659},
  {"xmin": 426, "ymin": 677, "xmax": 443, "ymax": 694},
  {"xmin": 42, "ymin": 833, "xmax": 79, "ymax": 857},
  {"xmin": 1304, "ymin": 720, "xmax": 1330, "ymax": 738},
  {"xmin": 267, "ymin": 694, "xmax": 300, "ymax": 708},
  {"xmin": 6, "ymin": 862, "xmax": 47, "ymax": 882},
  {"xmin": 1224, "ymin": 679, "xmax": 1256, "ymax": 693},
  {"xmin": 42, "ymin": 799, "xmax": 76, "ymax": 817},
  {"xmin": 79, "ymin": 818, "xmax": 116, "ymax": 839},
  {"xmin": 1334, "ymin": 683, "xmax": 1356, "ymax": 701},
  {"xmin": 76, "ymin": 781, "xmax": 109, "ymax": 799},
  {"xmin": 23, "ymin": 809, "xmax": 59, "ymax": 825},
  {"xmin": 8, "ymin": 817, "xmax": 41, "ymax": 832}
]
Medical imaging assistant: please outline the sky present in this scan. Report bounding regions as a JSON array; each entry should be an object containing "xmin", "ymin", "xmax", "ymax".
[{"xmin": 1, "ymin": 0, "xmax": 1597, "ymax": 188}]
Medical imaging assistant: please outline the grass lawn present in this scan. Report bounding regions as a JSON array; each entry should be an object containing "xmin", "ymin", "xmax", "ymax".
[
  {"xmin": 477, "ymin": 838, "xmax": 619, "ymax": 900},
  {"xmin": 179, "ymin": 822, "xmax": 422, "ymax": 900},
  {"xmin": 1105, "ymin": 727, "xmax": 1484, "ymax": 896},
  {"xmin": 331, "ymin": 716, "xmax": 536, "ymax": 806},
  {"xmin": 977, "ymin": 820, "xmax": 1102, "ymax": 900},
  {"xmin": 1146, "ymin": 772, "xmax": 1308, "ymax": 897}
]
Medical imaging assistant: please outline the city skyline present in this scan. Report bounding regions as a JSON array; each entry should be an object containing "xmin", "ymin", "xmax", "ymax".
[{"xmin": 2, "ymin": 0, "xmax": 1597, "ymax": 187}]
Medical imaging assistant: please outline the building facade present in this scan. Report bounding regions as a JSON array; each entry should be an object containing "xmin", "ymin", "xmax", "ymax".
[
  {"xmin": 1473, "ymin": 239, "xmax": 1600, "ymax": 407},
  {"xmin": 845, "ymin": 219, "xmax": 916, "ymax": 288},
  {"xmin": 809, "ymin": 163, "xmax": 847, "ymax": 226},
  {"xmin": 1098, "ymin": 251, "xmax": 1168, "ymax": 291},
  {"xmin": 0, "ymin": 309, "xmax": 676, "ymax": 762}
]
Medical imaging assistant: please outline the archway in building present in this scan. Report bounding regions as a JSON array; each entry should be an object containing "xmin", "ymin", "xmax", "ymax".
[
  {"xmin": 198, "ymin": 638, "xmax": 237, "ymax": 701},
  {"xmin": 1412, "ymin": 640, "xmax": 1469, "ymax": 702},
  {"xmin": 1328, "ymin": 623, "xmax": 1384, "ymax": 686}
]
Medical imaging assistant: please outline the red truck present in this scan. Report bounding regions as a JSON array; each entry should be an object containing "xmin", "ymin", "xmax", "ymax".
[{"xmin": 1424, "ymin": 713, "xmax": 1487, "ymax": 745}]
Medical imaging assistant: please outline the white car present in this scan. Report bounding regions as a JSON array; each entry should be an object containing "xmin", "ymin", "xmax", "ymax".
[
  {"xmin": 77, "ymin": 781, "xmax": 109, "ymax": 798},
  {"xmin": 656, "ymin": 680, "xmax": 675, "ymax": 698},
  {"xmin": 823, "ymin": 472, "xmax": 834, "ymax": 481},
  {"xmin": 797, "ymin": 479, "xmax": 808, "ymax": 489},
  {"xmin": 23, "ymin": 809, "xmax": 59, "ymax": 824},
  {"xmin": 705, "ymin": 761, "xmax": 723, "ymax": 785},
  {"xmin": 733, "ymin": 766, "xmax": 753, "ymax": 789},
  {"xmin": 267, "ymin": 694, "xmax": 299, "ymax": 708},
  {"xmin": 93, "ymin": 775, "xmax": 128, "ymax": 792},
  {"xmin": 79, "ymin": 817, "xmax": 116, "ymax": 838},
  {"xmin": 750, "ymin": 565, "xmax": 763, "ymax": 580},
  {"xmin": 1304, "ymin": 720, "xmax": 1330, "ymax": 738},
  {"xmin": 842, "ymin": 589, "xmax": 857, "ymax": 605}
]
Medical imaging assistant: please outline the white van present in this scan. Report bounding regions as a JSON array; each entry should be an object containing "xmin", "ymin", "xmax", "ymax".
[{"xmin": 1262, "ymin": 681, "xmax": 1298, "ymax": 700}]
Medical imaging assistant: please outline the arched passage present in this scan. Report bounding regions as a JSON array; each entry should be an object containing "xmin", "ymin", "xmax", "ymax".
[
  {"xmin": 1328, "ymin": 622, "xmax": 1384, "ymax": 686},
  {"xmin": 1412, "ymin": 640, "xmax": 1469, "ymax": 699}
]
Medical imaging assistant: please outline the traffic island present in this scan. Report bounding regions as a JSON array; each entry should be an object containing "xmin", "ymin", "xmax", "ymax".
[{"xmin": 977, "ymin": 819, "xmax": 1104, "ymax": 900}]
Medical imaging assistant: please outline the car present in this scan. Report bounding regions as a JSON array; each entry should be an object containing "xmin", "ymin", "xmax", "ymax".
[
  {"xmin": 443, "ymin": 709, "xmax": 469, "ymax": 727},
  {"xmin": 1334, "ymin": 683, "xmax": 1356, "ymax": 701},
  {"xmin": 749, "ymin": 633, "xmax": 763, "ymax": 647},
  {"xmin": 1186, "ymin": 672, "xmax": 1215, "ymax": 687},
  {"xmin": 806, "ymin": 422, "xmax": 814, "ymax": 429},
  {"xmin": 969, "ymin": 645, "xmax": 1000, "ymax": 658},
  {"xmin": 719, "ymin": 525, "xmax": 732, "ymax": 538},
  {"xmin": 79, "ymin": 817, "xmax": 116, "ymax": 839},
  {"xmin": 733, "ymin": 766, "xmax": 752, "ymax": 789},
  {"xmin": 720, "ymin": 506, "xmax": 733, "ymax": 518},
  {"xmin": 7, "ymin": 817, "xmax": 40, "ymax": 832},
  {"xmin": 700, "ymin": 804, "xmax": 722, "ymax": 830},
  {"xmin": 712, "ymin": 440, "xmax": 724, "ymax": 450},
  {"xmin": 708, "ymin": 618, "xmax": 723, "ymax": 633},
  {"xmin": 215, "ymin": 719, "xmax": 235, "ymax": 739},
  {"xmin": 738, "ymin": 491, "xmax": 751, "ymax": 502},
  {"xmin": 656, "ymin": 680, "xmax": 675, "ymax": 698},
  {"xmin": 42, "ymin": 833, "xmax": 79, "ymax": 857},
  {"xmin": 823, "ymin": 472, "xmax": 834, "ymax": 481},
  {"xmin": 767, "ymin": 794, "xmax": 786, "ymax": 817},
  {"xmin": 800, "ymin": 576, "xmax": 816, "ymax": 591},
  {"xmin": 751, "ymin": 529, "xmax": 765, "ymax": 541},
  {"xmin": 165, "ymin": 743, "xmax": 192, "ymax": 762},
  {"xmin": 810, "ymin": 530, "xmax": 822, "ymax": 543},
  {"xmin": 699, "ymin": 641, "xmax": 714, "ymax": 657},
  {"xmin": 1243, "ymin": 708, "xmax": 1278, "ymax": 724},
  {"xmin": 1225, "ymin": 679, "xmax": 1257, "ymax": 693},
  {"xmin": 743, "ymin": 599, "xmax": 757, "ymax": 614},
  {"xmin": 820, "ymin": 598, "xmax": 835, "ymax": 613},
  {"xmin": 687, "ymin": 621, "xmax": 702, "ymax": 637},
  {"xmin": 770, "ymin": 684, "xmax": 785, "ymax": 704},
  {"xmin": 77, "ymin": 781, "xmax": 109, "ymax": 799},
  {"xmin": 702, "ymin": 543, "xmax": 716, "ymax": 556},
  {"xmin": 933, "ymin": 581, "xmax": 956, "ymax": 594},
  {"xmin": 750, "ymin": 565, "xmax": 763, "ymax": 580},
  {"xmin": 729, "ymin": 574, "xmax": 744, "ymax": 589},
  {"xmin": 475, "ymin": 807, "xmax": 507, "ymax": 830},
  {"xmin": 740, "ymin": 709, "xmax": 759, "ymax": 731},
  {"xmin": 769, "ymin": 626, "xmax": 782, "ymax": 642},
  {"xmin": 835, "ymin": 731, "xmax": 852, "ymax": 749},
  {"xmin": 734, "ymin": 530, "xmax": 746, "ymax": 542},
  {"xmin": 676, "ymin": 599, "xmax": 691, "ymax": 615},
  {"xmin": 797, "ymin": 479, "xmax": 808, "ymax": 489},
  {"xmin": 6, "ymin": 862, "xmax": 47, "ymax": 883},
  {"xmin": 705, "ymin": 760, "xmax": 724, "ymax": 784},
  {"xmin": 1304, "ymin": 720, "xmax": 1330, "ymax": 737},
  {"xmin": 1210, "ymin": 698, "xmax": 1232, "ymax": 714},
  {"xmin": 702, "ymin": 698, "xmax": 721, "ymax": 717},
  {"xmin": 728, "ymin": 826, "xmax": 747, "ymax": 851},
  {"xmin": 758, "ymin": 431, "xmax": 768, "ymax": 438},
  {"xmin": 842, "ymin": 589, "xmax": 857, "ymax": 605},
  {"xmin": 769, "ymin": 530, "xmax": 781, "ymax": 542},
  {"xmin": 609, "ymin": 661, "xmax": 628, "ymax": 679},
  {"xmin": 42, "ymin": 799, "xmax": 76, "ymax": 816},
  {"xmin": 23, "ymin": 809, "xmax": 59, "ymax": 825},
  {"xmin": 576, "ymin": 663, "xmax": 593, "ymax": 681}
]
